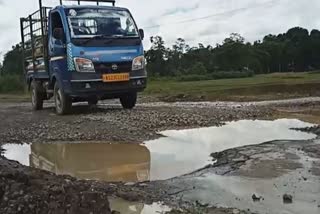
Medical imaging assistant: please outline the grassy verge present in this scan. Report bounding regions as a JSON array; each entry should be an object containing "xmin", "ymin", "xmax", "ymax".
[
  {"xmin": 0, "ymin": 94, "xmax": 30, "ymax": 102},
  {"xmin": 2, "ymin": 72, "xmax": 320, "ymax": 103},
  {"xmin": 0, "ymin": 75, "xmax": 25, "ymax": 93},
  {"xmin": 0, "ymin": 75, "xmax": 29, "ymax": 102},
  {"xmin": 144, "ymin": 72, "xmax": 320, "ymax": 101}
]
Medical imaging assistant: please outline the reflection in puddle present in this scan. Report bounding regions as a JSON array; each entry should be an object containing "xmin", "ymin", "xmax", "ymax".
[
  {"xmin": 147, "ymin": 119, "xmax": 316, "ymax": 180},
  {"xmin": 109, "ymin": 198, "xmax": 171, "ymax": 214},
  {"xmin": 30, "ymin": 143, "xmax": 150, "ymax": 182},
  {"xmin": 2, "ymin": 119, "xmax": 316, "ymax": 182},
  {"xmin": 181, "ymin": 169, "xmax": 320, "ymax": 214},
  {"xmin": 3, "ymin": 143, "xmax": 150, "ymax": 182}
]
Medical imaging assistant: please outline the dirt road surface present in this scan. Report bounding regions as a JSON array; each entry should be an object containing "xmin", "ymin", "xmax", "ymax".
[{"xmin": 1, "ymin": 97, "xmax": 320, "ymax": 214}]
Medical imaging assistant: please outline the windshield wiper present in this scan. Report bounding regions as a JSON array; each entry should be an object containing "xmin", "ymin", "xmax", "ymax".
[
  {"xmin": 103, "ymin": 35, "xmax": 140, "ymax": 45},
  {"xmin": 78, "ymin": 35, "xmax": 139, "ymax": 45},
  {"xmin": 80, "ymin": 34, "xmax": 114, "ymax": 45},
  {"xmin": 103, "ymin": 35, "xmax": 127, "ymax": 45}
]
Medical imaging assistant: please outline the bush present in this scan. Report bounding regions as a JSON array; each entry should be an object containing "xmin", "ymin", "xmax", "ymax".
[
  {"xmin": 177, "ymin": 70, "xmax": 255, "ymax": 82},
  {"xmin": 178, "ymin": 74, "xmax": 211, "ymax": 81},
  {"xmin": 185, "ymin": 62, "xmax": 207, "ymax": 75},
  {"xmin": 210, "ymin": 70, "xmax": 254, "ymax": 79},
  {"xmin": 0, "ymin": 75, "xmax": 25, "ymax": 93}
]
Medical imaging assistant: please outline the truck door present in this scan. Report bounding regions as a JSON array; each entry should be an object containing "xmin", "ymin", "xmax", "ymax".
[{"xmin": 48, "ymin": 10, "xmax": 67, "ymax": 79}]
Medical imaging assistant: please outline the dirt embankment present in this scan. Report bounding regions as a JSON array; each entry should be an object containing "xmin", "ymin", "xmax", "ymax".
[
  {"xmin": 1, "ymin": 98, "xmax": 320, "ymax": 214},
  {"xmin": 0, "ymin": 156, "xmax": 112, "ymax": 214},
  {"xmin": 0, "ymin": 155, "xmax": 172, "ymax": 214}
]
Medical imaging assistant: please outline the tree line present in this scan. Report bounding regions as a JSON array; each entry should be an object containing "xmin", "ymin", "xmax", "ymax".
[
  {"xmin": 0, "ymin": 44, "xmax": 23, "ymax": 76},
  {"xmin": 145, "ymin": 27, "xmax": 320, "ymax": 79},
  {"xmin": 1, "ymin": 27, "xmax": 320, "ymax": 80}
]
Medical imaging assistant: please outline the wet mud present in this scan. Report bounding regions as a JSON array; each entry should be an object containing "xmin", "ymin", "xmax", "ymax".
[{"xmin": 1, "ymin": 98, "xmax": 320, "ymax": 213}]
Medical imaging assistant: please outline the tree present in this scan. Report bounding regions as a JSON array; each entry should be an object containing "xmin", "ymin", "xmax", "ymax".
[
  {"xmin": 145, "ymin": 36, "xmax": 168, "ymax": 76},
  {"xmin": 309, "ymin": 29, "xmax": 320, "ymax": 69},
  {"xmin": 214, "ymin": 33, "xmax": 253, "ymax": 71},
  {"xmin": 144, "ymin": 27, "xmax": 320, "ymax": 78},
  {"xmin": 2, "ymin": 44, "xmax": 23, "ymax": 75},
  {"xmin": 223, "ymin": 33, "xmax": 245, "ymax": 45},
  {"xmin": 0, "ymin": 62, "xmax": 3, "ymax": 76}
]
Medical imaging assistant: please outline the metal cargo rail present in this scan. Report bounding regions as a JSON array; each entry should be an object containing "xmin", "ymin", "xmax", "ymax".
[
  {"xmin": 20, "ymin": 8, "xmax": 50, "ymax": 60},
  {"xmin": 20, "ymin": 0, "xmax": 51, "ymax": 76},
  {"xmin": 61, "ymin": 0, "xmax": 115, "ymax": 6},
  {"xmin": 20, "ymin": 0, "xmax": 116, "ymax": 76}
]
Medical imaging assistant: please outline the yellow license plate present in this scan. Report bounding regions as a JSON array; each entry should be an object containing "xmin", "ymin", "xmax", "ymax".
[{"xmin": 102, "ymin": 73, "xmax": 130, "ymax": 82}]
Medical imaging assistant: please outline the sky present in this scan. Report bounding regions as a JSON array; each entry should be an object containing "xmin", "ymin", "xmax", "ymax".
[{"xmin": 0, "ymin": 0, "xmax": 320, "ymax": 61}]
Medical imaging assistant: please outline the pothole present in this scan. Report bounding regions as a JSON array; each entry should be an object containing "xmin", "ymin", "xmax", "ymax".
[{"xmin": 2, "ymin": 119, "xmax": 315, "ymax": 182}]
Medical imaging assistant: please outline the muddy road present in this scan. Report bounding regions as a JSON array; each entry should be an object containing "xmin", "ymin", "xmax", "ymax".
[
  {"xmin": 0, "ymin": 98, "xmax": 274, "ymax": 144},
  {"xmin": 1, "ymin": 97, "xmax": 320, "ymax": 214}
]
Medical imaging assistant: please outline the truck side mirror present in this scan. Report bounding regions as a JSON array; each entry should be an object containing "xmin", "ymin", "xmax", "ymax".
[
  {"xmin": 139, "ymin": 29, "xmax": 144, "ymax": 40},
  {"xmin": 53, "ymin": 28, "xmax": 65, "ymax": 42}
]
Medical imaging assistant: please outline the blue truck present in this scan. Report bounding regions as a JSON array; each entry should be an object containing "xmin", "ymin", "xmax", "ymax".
[{"xmin": 20, "ymin": 0, "xmax": 147, "ymax": 115}]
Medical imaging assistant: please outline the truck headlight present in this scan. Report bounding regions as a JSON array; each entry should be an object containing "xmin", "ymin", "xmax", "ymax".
[
  {"xmin": 132, "ymin": 56, "xmax": 145, "ymax": 71},
  {"xmin": 74, "ymin": 57, "xmax": 95, "ymax": 73}
]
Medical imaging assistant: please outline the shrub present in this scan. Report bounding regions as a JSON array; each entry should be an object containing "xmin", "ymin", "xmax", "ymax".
[
  {"xmin": 0, "ymin": 75, "xmax": 25, "ymax": 93},
  {"xmin": 177, "ymin": 70, "xmax": 255, "ymax": 82},
  {"xmin": 210, "ymin": 70, "xmax": 254, "ymax": 79},
  {"xmin": 178, "ymin": 74, "xmax": 211, "ymax": 81},
  {"xmin": 185, "ymin": 62, "xmax": 208, "ymax": 75}
]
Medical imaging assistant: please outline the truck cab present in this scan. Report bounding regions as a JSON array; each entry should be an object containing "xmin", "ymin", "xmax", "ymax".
[{"xmin": 20, "ymin": 0, "xmax": 147, "ymax": 114}]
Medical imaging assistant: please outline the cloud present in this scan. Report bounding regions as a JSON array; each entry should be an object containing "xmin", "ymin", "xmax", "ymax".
[
  {"xmin": 161, "ymin": 3, "xmax": 200, "ymax": 17},
  {"xmin": 0, "ymin": 0, "xmax": 320, "ymax": 61}
]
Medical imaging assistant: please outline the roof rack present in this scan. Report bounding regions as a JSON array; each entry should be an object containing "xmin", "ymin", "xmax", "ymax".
[{"xmin": 59, "ymin": 0, "xmax": 115, "ymax": 6}]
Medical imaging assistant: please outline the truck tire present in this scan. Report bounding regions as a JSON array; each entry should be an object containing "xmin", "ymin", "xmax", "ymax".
[
  {"xmin": 30, "ymin": 80, "xmax": 44, "ymax": 111},
  {"xmin": 120, "ymin": 92, "xmax": 137, "ymax": 109},
  {"xmin": 88, "ymin": 98, "xmax": 98, "ymax": 106},
  {"xmin": 54, "ymin": 82, "xmax": 72, "ymax": 115}
]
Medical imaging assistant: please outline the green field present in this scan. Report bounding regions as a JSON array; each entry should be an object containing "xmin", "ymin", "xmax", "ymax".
[
  {"xmin": 144, "ymin": 72, "xmax": 320, "ymax": 101},
  {"xmin": 1, "ymin": 72, "xmax": 320, "ymax": 102}
]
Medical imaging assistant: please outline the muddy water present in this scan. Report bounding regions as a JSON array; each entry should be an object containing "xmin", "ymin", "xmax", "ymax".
[
  {"xmin": 178, "ymin": 143, "xmax": 320, "ymax": 214},
  {"xmin": 2, "ymin": 119, "xmax": 317, "ymax": 214},
  {"xmin": 2, "ymin": 119, "xmax": 316, "ymax": 183},
  {"xmin": 109, "ymin": 198, "xmax": 171, "ymax": 214},
  {"xmin": 3, "ymin": 143, "xmax": 151, "ymax": 182},
  {"xmin": 147, "ymin": 119, "xmax": 316, "ymax": 180},
  {"xmin": 182, "ymin": 171, "xmax": 320, "ymax": 214}
]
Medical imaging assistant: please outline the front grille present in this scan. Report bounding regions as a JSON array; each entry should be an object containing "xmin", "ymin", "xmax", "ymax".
[{"xmin": 94, "ymin": 61, "xmax": 132, "ymax": 74}]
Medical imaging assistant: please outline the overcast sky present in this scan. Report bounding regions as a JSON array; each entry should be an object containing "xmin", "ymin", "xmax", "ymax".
[{"xmin": 0, "ymin": 0, "xmax": 320, "ymax": 61}]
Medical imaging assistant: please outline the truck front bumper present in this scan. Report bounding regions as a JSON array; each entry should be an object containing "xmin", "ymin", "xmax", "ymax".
[{"xmin": 63, "ymin": 69, "xmax": 147, "ymax": 98}]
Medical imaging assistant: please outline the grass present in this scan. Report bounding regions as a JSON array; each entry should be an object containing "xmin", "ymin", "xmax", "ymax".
[
  {"xmin": 0, "ymin": 94, "xmax": 30, "ymax": 102},
  {"xmin": 0, "ymin": 75, "xmax": 25, "ymax": 93},
  {"xmin": 1, "ymin": 72, "xmax": 320, "ymax": 102},
  {"xmin": 144, "ymin": 72, "xmax": 320, "ymax": 101},
  {"xmin": 0, "ymin": 75, "xmax": 28, "ymax": 102}
]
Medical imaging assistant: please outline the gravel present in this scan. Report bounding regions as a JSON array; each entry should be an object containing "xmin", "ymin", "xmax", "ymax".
[
  {"xmin": 0, "ymin": 102, "xmax": 272, "ymax": 145},
  {"xmin": 0, "ymin": 156, "xmax": 112, "ymax": 214},
  {"xmin": 1, "ymin": 98, "xmax": 320, "ymax": 214}
]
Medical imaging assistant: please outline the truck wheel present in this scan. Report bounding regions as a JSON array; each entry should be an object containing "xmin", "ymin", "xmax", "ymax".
[
  {"xmin": 120, "ymin": 92, "xmax": 137, "ymax": 109},
  {"xmin": 54, "ymin": 82, "xmax": 72, "ymax": 115},
  {"xmin": 30, "ymin": 80, "xmax": 44, "ymax": 111},
  {"xmin": 88, "ymin": 98, "xmax": 98, "ymax": 106}
]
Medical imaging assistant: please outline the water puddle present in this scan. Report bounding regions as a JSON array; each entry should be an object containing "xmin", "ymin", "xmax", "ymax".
[
  {"xmin": 2, "ymin": 119, "xmax": 316, "ymax": 182},
  {"xmin": 179, "ymin": 151, "xmax": 320, "ymax": 214},
  {"xmin": 109, "ymin": 198, "xmax": 171, "ymax": 214},
  {"xmin": 3, "ymin": 143, "xmax": 151, "ymax": 182},
  {"xmin": 147, "ymin": 119, "xmax": 316, "ymax": 180}
]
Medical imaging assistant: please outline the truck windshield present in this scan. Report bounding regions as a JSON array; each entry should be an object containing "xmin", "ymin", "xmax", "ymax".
[{"xmin": 67, "ymin": 8, "xmax": 139, "ymax": 38}]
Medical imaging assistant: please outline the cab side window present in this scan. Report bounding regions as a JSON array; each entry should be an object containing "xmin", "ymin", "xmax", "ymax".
[{"xmin": 51, "ymin": 12, "xmax": 65, "ymax": 43}]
